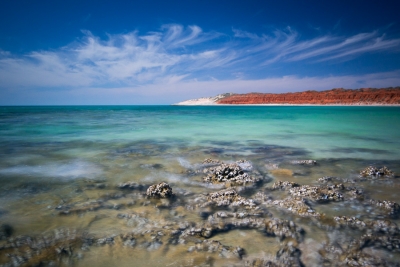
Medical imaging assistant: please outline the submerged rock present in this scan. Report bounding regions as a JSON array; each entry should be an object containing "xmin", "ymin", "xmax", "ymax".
[
  {"xmin": 188, "ymin": 239, "xmax": 245, "ymax": 259},
  {"xmin": 271, "ymin": 181, "xmax": 300, "ymax": 190},
  {"xmin": 334, "ymin": 216, "xmax": 399, "ymax": 234},
  {"xmin": 146, "ymin": 182, "xmax": 173, "ymax": 198},
  {"xmin": 203, "ymin": 158, "xmax": 221, "ymax": 164},
  {"xmin": 370, "ymin": 199, "xmax": 400, "ymax": 217},
  {"xmin": 360, "ymin": 166, "xmax": 394, "ymax": 177},
  {"xmin": 182, "ymin": 215, "xmax": 303, "ymax": 242},
  {"xmin": 355, "ymin": 234, "xmax": 400, "ymax": 253},
  {"xmin": 203, "ymin": 188, "xmax": 257, "ymax": 209},
  {"xmin": 271, "ymin": 197, "xmax": 321, "ymax": 218},
  {"xmin": 244, "ymin": 243, "xmax": 304, "ymax": 267},
  {"xmin": 290, "ymin": 160, "xmax": 317, "ymax": 165},
  {"xmin": 289, "ymin": 184, "xmax": 344, "ymax": 202},
  {"xmin": 118, "ymin": 181, "xmax": 145, "ymax": 190}
]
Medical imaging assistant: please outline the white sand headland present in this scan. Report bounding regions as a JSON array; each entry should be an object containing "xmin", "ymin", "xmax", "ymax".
[{"xmin": 173, "ymin": 93, "xmax": 235, "ymax": 105}]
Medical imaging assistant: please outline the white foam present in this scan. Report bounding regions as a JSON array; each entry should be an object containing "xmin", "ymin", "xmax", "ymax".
[
  {"xmin": 177, "ymin": 157, "xmax": 193, "ymax": 169},
  {"xmin": 0, "ymin": 160, "xmax": 102, "ymax": 179}
]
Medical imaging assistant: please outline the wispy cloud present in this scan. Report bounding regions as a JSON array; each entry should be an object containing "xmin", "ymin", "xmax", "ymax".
[
  {"xmin": 0, "ymin": 24, "xmax": 399, "ymax": 104},
  {"xmin": 3, "ymin": 70, "xmax": 399, "ymax": 105}
]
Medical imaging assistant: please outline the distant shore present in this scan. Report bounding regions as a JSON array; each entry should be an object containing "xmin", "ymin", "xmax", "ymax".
[
  {"xmin": 174, "ymin": 103, "xmax": 400, "ymax": 106},
  {"xmin": 174, "ymin": 87, "xmax": 400, "ymax": 106}
]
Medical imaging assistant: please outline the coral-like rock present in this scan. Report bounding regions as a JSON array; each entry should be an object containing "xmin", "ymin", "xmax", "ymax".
[
  {"xmin": 203, "ymin": 162, "xmax": 259, "ymax": 186},
  {"xmin": 204, "ymin": 188, "xmax": 257, "ymax": 209},
  {"xmin": 289, "ymin": 184, "xmax": 344, "ymax": 202},
  {"xmin": 370, "ymin": 199, "xmax": 400, "ymax": 216},
  {"xmin": 271, "ymin": 181, "xmax": 300, "ymax": 190},
  {"xmin": 360, "ymin": 166, "xmax": 394, "ymax": 177},
  {"xmin": 272, "ymin": 197, "xmax": 321, "ymax": 218},
  {"xmin": 290, "ymin": 160, "xmax": 317, "ymax": 165},
  {"xmin": 146, "ymin": 182, "xmax": 173, "ymax": 198}
]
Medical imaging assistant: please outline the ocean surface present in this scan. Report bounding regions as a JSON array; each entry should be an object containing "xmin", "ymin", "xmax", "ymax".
[{"xmin": 0, "ymin": 105, "xmax": 400, "ymax": 266}]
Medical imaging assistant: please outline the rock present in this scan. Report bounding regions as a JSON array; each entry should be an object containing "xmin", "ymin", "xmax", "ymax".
[
  {"xmin": 264, "ymin": 218, "xmax": 304, "ymax": 241},
  {"xmin": 271, "ymin": 181, "xmax": 299, "ymax": 190},
  {"xmin": 360, "ymin": 166, "xmax": 394, "ymax": 177},
  {"xmin": 370, "ymin": 199, "xmax": 400, "ymax": 216},
  {"xmin": 57, "ymin": 201, "xmax": 103, "ymax": 215},
  {"xmin": 289, "ymin": 184, "xmax": 344, "ymax": 202},
  {"xmin": 276, "ymin": 243, "xmax": 304, "ymax": 267},
  {"xmin": 334, "ymin": 216, "xmax": 367, "ymax": 230},
  {"xmin": 290, "ymin": 160, "xmax": 317, "ymax": 165},
  {"xmin": 317, "ymin": 176, "xmax": 340, "ymax": 183},
  {"xmin": 146, "ymin": 182, "xmax": 173, "ymax": 198},
  {"xmin": 203, "ymin": 188, "xmax": 257, "ymax": 209},
  {"xmin": 319, "ymin": 241, "xmax": 398, "ymax": 267},
  {"xmin": 182, "ymin": 215, "xmax": 303, "ymax": 241},
  {"xmin": 203, "ymin": 158, "xmax": 221, "ymax": 164},
  {"xmin": 357, "ymin": 234, "xmax": 400, "ymax": 252},
  {"xmin": 271, "ymin": 197, "xmax": 321, "ymax": 218},
  {"xmin": 118, "ymin": 181, "xmax": 145, "ymax": 190},
  {"xmin": 244, "ymin": 243, "xmax": 304, "ymax": 267},
  {"xmin": 343, "ymin": 251, "xmax": 395, "ymax": 267},
  {"xmin": 203, "ymin": 162, "xmax": 259, "ymax": 186},
  {"xmin": 188, "ymin": 240, "xmax": 244, "ymax": 259}
]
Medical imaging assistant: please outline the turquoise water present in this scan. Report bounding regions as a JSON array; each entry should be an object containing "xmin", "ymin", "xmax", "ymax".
[
  {"xmin": 1, "ymin": 106, "xmax": 400, "ymax": 159},
  {"xmin": 1, "ymin": 105, "xmax": 400, "ymax": 266}
]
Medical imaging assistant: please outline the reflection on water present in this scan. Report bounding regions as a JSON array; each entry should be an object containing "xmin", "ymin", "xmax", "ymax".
[{"xmin": 1, "ymin": 106, "xmax": 400, "ymax": 266}]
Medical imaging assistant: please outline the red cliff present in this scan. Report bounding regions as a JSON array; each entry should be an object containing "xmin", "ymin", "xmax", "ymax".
[{"xmin": 216, "ymin": 88, "xmax": 400, "ymax": 105}]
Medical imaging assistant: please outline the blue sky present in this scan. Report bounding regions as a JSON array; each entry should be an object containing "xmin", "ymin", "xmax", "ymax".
[{"xmin": 1, "ymin": 0, "xmax": 400, "ymax": 104}]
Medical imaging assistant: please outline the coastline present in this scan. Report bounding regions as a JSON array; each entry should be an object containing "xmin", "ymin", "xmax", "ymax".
[
  {"xmin": 174, "ymin": 87, "xmax": 400, "ymax": 106},
  {"xmin": 174, "ymin": 103, "xmax": 400, "ymax": 106}
]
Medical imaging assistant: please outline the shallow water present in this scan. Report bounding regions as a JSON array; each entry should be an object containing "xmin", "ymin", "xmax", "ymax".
[{"xmin": 0, "ymin": 106, "xmax": 400, "ymax": 266}]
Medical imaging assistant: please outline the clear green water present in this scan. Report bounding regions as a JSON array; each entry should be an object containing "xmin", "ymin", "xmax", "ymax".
[{"xmin": 0, "ymin": 105, "xmax": 400, "ymax": 266}]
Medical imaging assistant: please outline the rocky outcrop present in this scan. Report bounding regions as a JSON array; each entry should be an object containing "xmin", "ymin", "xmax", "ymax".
[
  {"xmin": 203, "ymin": 161, "xmax": 259, "ymax": 187},
  {"xmin": 213, "ymin": 87, "xmax": 400, "ymax": 105}
]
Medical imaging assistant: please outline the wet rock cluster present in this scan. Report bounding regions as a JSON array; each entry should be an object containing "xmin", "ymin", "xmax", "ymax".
[
  {"xmin": 146, "ymin": 182, "xmax": 173, "ymax": 198},
  {"xmin": 244, "ymin": 243, "xmax": 303, "ymax": 267},
  {"xmin": 188, "ymin": 239, "xmax": 245, "ymax": 259},
  {"xmin": 180, "ymin": 215, "xmax": 304, "ymax": 242},
  {"xmin": 271, "ymin": 180, "xmax": 299, "ymax": 190},
  {"xmin": 271, "ymin": 197, "xmax": 321, "ymax": 218},
  {"xmin": 203, "ymin": 160, "xmax": 260, "ymax": 186},
  {"xmin": 290, "ymin": 160, "xmax": 317, "ymax": 165},
  {"xmin": 0, "ymin": 229, "xmax": 90, "ymax": 267},
  {"xmin": 360, "ymin": 166, "xmax": 394, "ymax": 177},
  {"xmin": 369, "ymin": 199, "xmax": 400, "ymax": 217},
  {"xmin": 202, "ymin": 188, "xmax": 257, "ymax": 209},
  {"xmin": 118, "ymin": 181, "xmax": 145, "ymax": 190},
  {"xmin": 334, "ymin": 216, "xmax": 399, "ymax": 234},
  {"xmin": 1, "ymin": 157, "xmax": 398, "ymax": 267}
]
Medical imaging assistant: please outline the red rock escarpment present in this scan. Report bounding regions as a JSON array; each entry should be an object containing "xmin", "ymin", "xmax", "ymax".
[{"xmin": 216, "ymin": 88, "xmax": 400, "ymax": 105}]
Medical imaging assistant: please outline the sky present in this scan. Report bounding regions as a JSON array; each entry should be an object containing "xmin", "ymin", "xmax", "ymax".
[{"xmin": 1, "ymin": 0, "xmax": 400, "ymax": 105}]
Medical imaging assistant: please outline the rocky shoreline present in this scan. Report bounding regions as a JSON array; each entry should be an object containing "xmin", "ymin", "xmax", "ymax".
[
  {"xmin": 1, "ymin": 158, "xmax": 399, "ymax": 267},
  {"xmin": 175, "ymin": 87, "xmax": 400, "ymax": 106}
]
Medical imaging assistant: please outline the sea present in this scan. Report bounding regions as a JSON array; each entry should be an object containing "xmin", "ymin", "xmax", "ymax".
[{"xmin": 0, "ymin": 105, "xmax": 400, "ymax": 266}]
